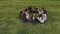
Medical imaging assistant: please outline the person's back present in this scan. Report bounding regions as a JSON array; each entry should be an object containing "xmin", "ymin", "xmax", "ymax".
[{"xmin": 38, "ymin": 7, "xmax": 47, "ymax": 23}]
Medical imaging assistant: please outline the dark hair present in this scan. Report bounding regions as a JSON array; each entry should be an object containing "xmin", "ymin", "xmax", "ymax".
[
  {"xmin": 34, "ymin": 8, "xmax": 38, "ymax": 10},
  {"xmin": 41, "ymin": 7, "xmax": 47, "ymax": 14},
  {"xmin": 28, "ymin": 6, "xmax": 32, "ymax": 10},
  {"xmin": 41, "ymin": 7, "xmax": 44, "ymax": 9},
  {"xmin": 24, "ymin": 9, "xmax": 27, "ymax": 11},
  {"xmin": 20, "ymin": 11, "xmax": 22, "ymax": 13}
]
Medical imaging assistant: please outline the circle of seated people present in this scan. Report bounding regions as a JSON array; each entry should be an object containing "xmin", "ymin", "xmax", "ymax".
[{"xmin": 19, "ymin": 6, "xmax": 47, "ymax": 24}]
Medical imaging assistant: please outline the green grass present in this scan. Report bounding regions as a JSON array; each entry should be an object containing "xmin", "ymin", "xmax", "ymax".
[{"xmin": 0, "ymin": 0, "xmax": 60, "ymax": 34}]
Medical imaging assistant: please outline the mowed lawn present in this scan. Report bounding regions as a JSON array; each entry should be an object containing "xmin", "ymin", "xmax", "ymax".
[{"xmin": 0, "ymin": 0, "xmax": 60, "ymax": 34}]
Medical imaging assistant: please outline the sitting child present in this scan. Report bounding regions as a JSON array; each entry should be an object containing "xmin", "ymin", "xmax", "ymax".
[{"xmin": 38, "ymin": 7, "xmax": 47, "ymax": 23}]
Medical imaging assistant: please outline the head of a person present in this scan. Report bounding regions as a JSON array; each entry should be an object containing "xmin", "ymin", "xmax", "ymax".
[
  {"xmin": 40, "ymin": 7, "xmax": 44, "ymax": 11},
  {"xmin": 20, "ymin": 11, "xmax": 23, "ymax": 14},
  {"xmin": 33, "ymin": 6, "xmax": 38, "ymax": 10},
  {"xmin": 27, "ymin": 6, "xmax": 32, "ymax": 10},
  {"xmin": 24, "ymin": 9, "xmax": 27, "ymax": 12},
  {"xmin": 34, "ymin": 8, "xmax": 38, "ymax": 10}
]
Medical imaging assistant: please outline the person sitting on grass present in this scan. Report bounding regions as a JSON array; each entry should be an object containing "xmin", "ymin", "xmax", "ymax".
[
  {"xmin": 38, "ymin": 7, "xmax": 47, "ymax": 23},
  {"xmin": 19, "ymin": 10, "xmax": 27, "ymax": 23},
  {"xmin": 24, "ymin": 8, "xmax": 33, "ymax": 23}
]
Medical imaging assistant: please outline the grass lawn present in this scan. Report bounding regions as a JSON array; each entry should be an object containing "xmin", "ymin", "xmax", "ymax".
[{"xmin": 0, "ymin": 0, "xmax": 60, "ymax": 34}]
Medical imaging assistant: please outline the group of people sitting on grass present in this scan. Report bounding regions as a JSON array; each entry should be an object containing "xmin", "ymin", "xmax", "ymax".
[{"xmin": 19, "ymin": 6, "xmax": 47, "ymax": 24}]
